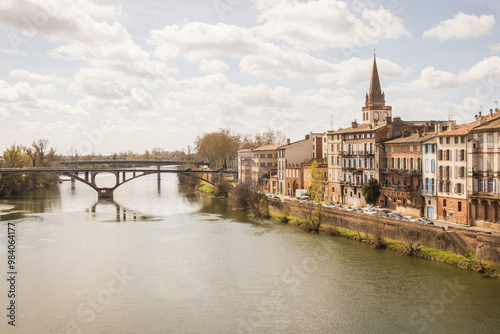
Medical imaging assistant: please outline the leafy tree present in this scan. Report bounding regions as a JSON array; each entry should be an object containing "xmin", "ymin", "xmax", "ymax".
[
  {"xmin": 3, "ymin": 144, "xmax": 27, "ymax": 168},
  {"xmin": 301, "ymin": 162, "xmax": 327, "ymax": 233},
  {"xmin": 195, "ymin": 128, "xmax": 240, "ymax": 168},
  {"xmin": 362, "ymin": 178, "xmax": 381, "ymax": 206}
]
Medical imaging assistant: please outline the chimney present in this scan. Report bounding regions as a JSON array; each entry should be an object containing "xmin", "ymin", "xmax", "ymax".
[
  {"xmin": 435, "ymin": 122, "xmax": 443, "ymax": 134},
  {"xmin": 287, "ymin": 138, "xmax": 290, "ymax": 145},
  {"xmin": 447, "ymin": 120, "xmax": 456, "ymax": 130},
  {"xmin": 490, "ymin": 109, "xmax": 493, "ymax": 117},
  {"xmin": 478, "ymin": 111, "xmax": 482, "ymax": 118},
  {"xmin": 352, "ymin": 120, "xmax": 358, "ymax": 128}
]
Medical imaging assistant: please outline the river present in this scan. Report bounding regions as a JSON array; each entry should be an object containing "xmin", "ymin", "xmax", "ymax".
[{"xmin": 0, "ymin": 173, "xmax": 499, "ymax": 334}]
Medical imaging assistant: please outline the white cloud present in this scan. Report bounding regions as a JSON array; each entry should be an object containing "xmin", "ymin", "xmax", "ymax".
[
  {"xmin": 423, "ymin": 12, "xmax": 495, "ymax": 41},
  {"xmin": 387, "ymin": 67, "xmax": 459, "ymax": 93},
  {"xmin": 0, "ymin": 80, "xmax": 86, "ymax": 116},
  {"xmin": 149, "ymin": 22, "xmax": 267, "ymax": 60},
  {"xmin": 460, "ymin": 56, "xmax": 500, "ymax": 82},
  {"xmin": 9, "ymin": 69, "xmax": 66, "ymax": 84},
  {"xmin": 253, "ymin": 0, "xmax": 410, "ymax": 50}
]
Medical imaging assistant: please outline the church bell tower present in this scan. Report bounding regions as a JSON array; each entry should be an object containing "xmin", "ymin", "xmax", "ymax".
[{"xmin": 362, "ymin": 55, "xmax": 392, "ymax": 125}]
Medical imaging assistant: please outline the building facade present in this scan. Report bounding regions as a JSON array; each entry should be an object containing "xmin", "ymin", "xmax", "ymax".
[
  {"xmin": 251, "ymin": 145, "xmax": 279, "ymax": 189},
  {"xmin": 468, "ymin": 114, "xmax": 500, "ymax": 229},
  {"xmin": 436, "ymin": 123, "xmax": 469, "ymax": 223},
  {"xmin": 422, "ymin": 138, "xmax": 438, "ymax": 219},
  {"xmin": 237, "ymin": 149, "xmax": 253, "ymax": 184},
  {"xmin": 380, "ymin": 132, "xmax": 434, "ymax": 216},
  {"xmin": 277, "ymin": 133, "xmax": 325, "ymax": 197}
]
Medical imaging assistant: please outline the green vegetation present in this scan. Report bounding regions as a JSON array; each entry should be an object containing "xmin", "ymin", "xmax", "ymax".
[
  {"xmin": 300, "ymin": 162, "xmax": 327, "ymax": 233},
  {"xmin": 362, "ymin": 178, "xmax": 381, "ymax": 206},
  {"xmin": 0, "ymin": 140, "xmax": 61, "ymax": 197},
  {"xmin": 198, "ymin": 181, "xmax": 217, "ymax": 195}
]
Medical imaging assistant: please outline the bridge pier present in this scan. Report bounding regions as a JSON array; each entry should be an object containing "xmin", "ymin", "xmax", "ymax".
[
  {"xmin": 97, "ymin": 188, "xmax": 114, "ymax": 198},
  {"xmin": 157, "ymin": 166, "xmax": 161, "ymax": 193}
]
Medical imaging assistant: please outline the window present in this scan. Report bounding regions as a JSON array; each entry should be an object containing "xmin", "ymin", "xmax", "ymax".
[
  {"xmin": 260, "ymin": 154, "xmax": 265, "ymax": 158},
  {"xmin": 461, "ymin": 137, "xmax": 465, "ymax": 144},
  {"xmin": 417, "ymin": 146, "xmax": 421, "ymax": 152},
  {"xmin": 431, "ymin": 160, "xmax": 435, "ymax": 173},
  {"xmin": 455, "ymin": 137, "xmax": 459, "ymax": 144},
  {"xmin": 403, "ymin": 146, "xmax": 406, "ymax": 153},
  {"xmin": 245, "ymin": 161, "xmax": 250, "ymax": 166},
  {"xmin": 410, "ymin": 146, "xmax": 414, "ymax": 152},
  {"xmin": 458, "ymin": 201, "xmax": 462, "ymax": 212},
  {"xmin": 440, "ymin": 137, "xmax": 443, "ymax": 144},
  {"xmin": 425, "ymin": 159, "xmax": 429, "ymax": 172},
  {"xmin": 260, "ymin": 162, "xmax": 266, "ymax": 167},
  {"xmin": 397, "ymin": 146, "xmax": 401, "ymax": 153},
  {"xmin": 446, "ymin": 137, "xmax": 450, "ymax": 144},
  {"xmin": 488, "ymin": 134, "xmax": 494, "ymax": 149},
  {"xmin": 391, "ymin": 147, "xmax": 394, "ymax": 153},
  {"xmin": 443, "ymin": 199, "xmax": 447, "ymax": 207}
]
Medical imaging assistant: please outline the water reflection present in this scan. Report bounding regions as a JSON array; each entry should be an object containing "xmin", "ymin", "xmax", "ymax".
[
  {"xmin": 87, "ymin": 198, "xmax": 164, "ymax": 223},
  {"xmin": 0, "ymin": 185, "xmax": 62, "ymax": 221}
]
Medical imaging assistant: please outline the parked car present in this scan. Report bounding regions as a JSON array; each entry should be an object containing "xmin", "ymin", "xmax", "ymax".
[
  {"xmin": 403, "ymin": 216, "xmax": 418, "ymax": 222},
  {"xmin": 344, "ymin": 206, "xmax": 354, "ymax": 211},
  {"xmin": 376, "ymin": 212, "xmax": 389, "ymax": 217},
  {"xmin": 417, "ymin": 218, "xmax": 434, "ymax": 225},
  {"xmin": 323, "ymin": 203, "xmax": 335, "ymax": 208},
  {"xmin": 363, "ymin": 208, "xmax": 377, "ymax": 215},
  {"xmin": 353, "ymin": 208, "xmax": 363, "ymax": 213},
  {"xmin": 184, "ymin": 167, "xmax": 192, "ymax": 171},
  {"xmin": 389, "ymin": 213, "xmax": 403, "ymax": 220}
]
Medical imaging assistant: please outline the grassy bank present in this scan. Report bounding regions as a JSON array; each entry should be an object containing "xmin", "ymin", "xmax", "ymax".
[{"xmin": 197, "ymin": 181, "xmax": 217, "ymax": 195}]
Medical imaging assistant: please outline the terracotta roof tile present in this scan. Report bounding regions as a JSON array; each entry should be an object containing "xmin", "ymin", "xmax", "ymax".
[{"xmin": 437, "ymin": 111, "xmax": 500, "ymax": 136}]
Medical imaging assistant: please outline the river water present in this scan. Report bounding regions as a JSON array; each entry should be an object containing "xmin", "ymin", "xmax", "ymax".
[{"xmin": 0, "ymin": 173, "xmax": 499, "ymax": 334}]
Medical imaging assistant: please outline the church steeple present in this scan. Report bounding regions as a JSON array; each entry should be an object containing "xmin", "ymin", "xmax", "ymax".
[
  {"xmin": 366, "ymin": 55, "xmax": 385, "ymax": 106},
  {"xmin": 361, "ymin": 54, "xmax": 392, "ymax": 125}
]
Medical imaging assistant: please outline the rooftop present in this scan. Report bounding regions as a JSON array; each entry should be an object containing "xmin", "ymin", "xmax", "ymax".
[
  {"xmin": 470, "ymin": 117, "xmax": 500, "ymax": 132},
  {"xmin": 252, "ymin": 144, "xmax": 281, "ymax": 151},
  {"xmin": 330, "ymin": 122, "xmax": 386, "ymax": 134},
  {"xmin": 437, "ymin": 110, "xmax": 500, "ymax": 136},
  {"xmin": 383, "ymin": 132, "xmax": 436, "ymax": 145}
]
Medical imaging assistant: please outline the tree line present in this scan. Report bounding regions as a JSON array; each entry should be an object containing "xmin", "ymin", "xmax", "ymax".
[
  {"xmin": 0, "ymin": 139, "xmax": 61, "ymax": 196},
  {"xmin": 194, "ymin": 128, "xmax": 286, "ymax": 169}
]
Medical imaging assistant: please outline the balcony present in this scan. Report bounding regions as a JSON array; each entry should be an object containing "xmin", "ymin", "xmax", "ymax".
[
  {"xmin": 421, "ymin": 190, "xmax": 436, "ymax": 196},
  {"xmin": 468, "ymin": 191, "xmax": 500, "ymax": 200},
  {"xmin": 341, "ymin": 150, "xmax": 374, "ymax": 157}
]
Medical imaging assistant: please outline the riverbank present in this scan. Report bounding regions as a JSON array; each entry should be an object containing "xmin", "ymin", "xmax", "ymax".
[
  {"xmin": 0, "ymin": 173, "xmax": 60, "ymax": 197},
  {"xmin": 196, "ymin": 181, "xmax": 500, "ymax": 279}
]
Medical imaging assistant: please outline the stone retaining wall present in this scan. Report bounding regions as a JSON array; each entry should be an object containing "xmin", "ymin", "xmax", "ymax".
[{"xmin": 269, "ymin": 198, "xmax": 500, "ymax": 264}]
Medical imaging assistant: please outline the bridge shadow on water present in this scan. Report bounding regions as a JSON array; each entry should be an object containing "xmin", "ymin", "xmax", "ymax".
[{"xmin": 87, "ymin": 198, "xmax": 164, "ymax": 223}]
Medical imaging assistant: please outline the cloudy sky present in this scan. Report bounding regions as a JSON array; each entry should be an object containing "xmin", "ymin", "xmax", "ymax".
[{"xmin": 1, "ymin": 0, "xmax": 499, "ymax": 155}]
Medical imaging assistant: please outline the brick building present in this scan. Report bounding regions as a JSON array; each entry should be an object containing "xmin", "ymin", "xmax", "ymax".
[{"xmin": 380, "ymin": 131, "xmax": 434, "ymax": 216}]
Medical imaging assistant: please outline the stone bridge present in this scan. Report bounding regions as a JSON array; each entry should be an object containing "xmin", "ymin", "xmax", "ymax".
[{"xmin": 0, "ymin": 167, "xmax": 236, "ymax": 198}]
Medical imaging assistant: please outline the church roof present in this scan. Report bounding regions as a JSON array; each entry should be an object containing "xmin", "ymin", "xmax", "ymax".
[{"xmin": 366, "ymin": 55, "xmax": 385, "ymax": 105}]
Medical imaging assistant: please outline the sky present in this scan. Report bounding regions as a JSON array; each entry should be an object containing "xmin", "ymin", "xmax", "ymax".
[{"xmin": 1, "ymin": 0, "xmax": 500, "ymax": 156}]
